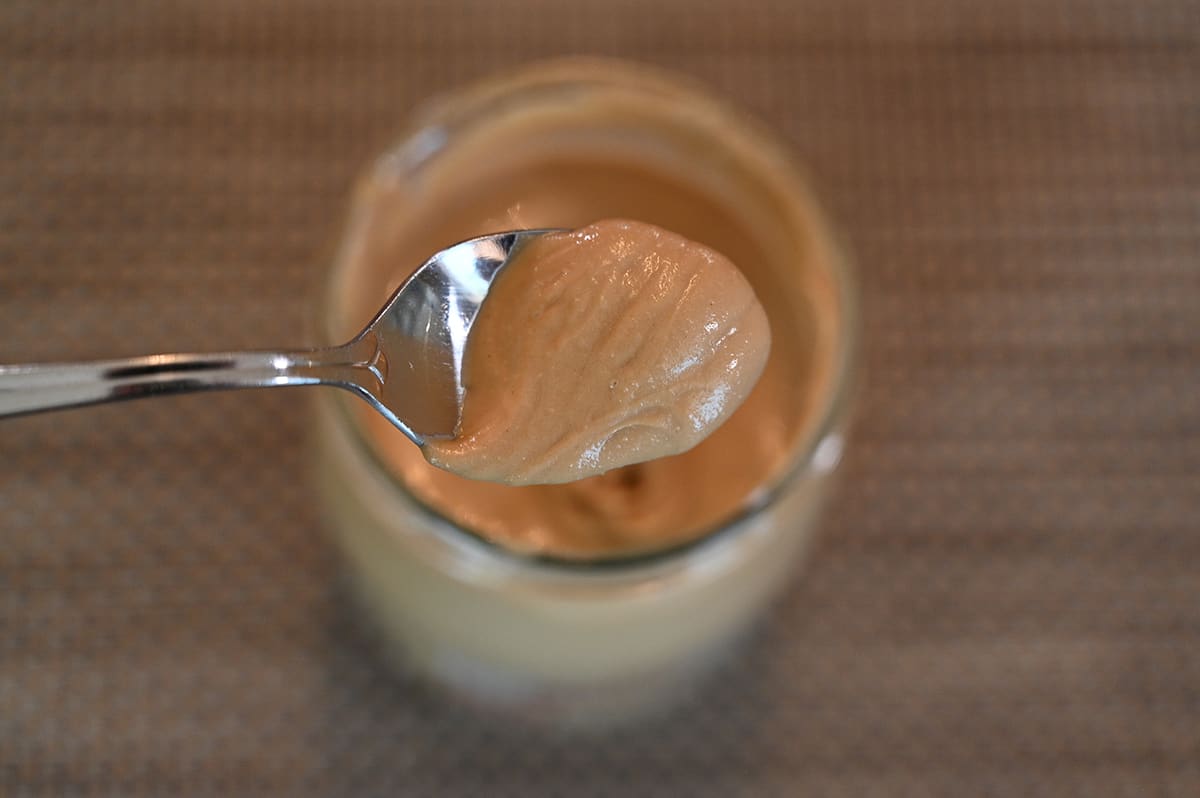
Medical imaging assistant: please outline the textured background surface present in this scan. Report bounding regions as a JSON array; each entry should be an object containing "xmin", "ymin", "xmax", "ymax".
[{"xmin": 3, "ymin": 1, "xmax": 1199, "ymax": 795}]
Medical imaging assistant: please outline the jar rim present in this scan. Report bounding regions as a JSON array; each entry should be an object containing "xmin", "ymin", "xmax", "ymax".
[{"xmin": 324, "ymin": 57, "xmax": 860, "ymax": 575}]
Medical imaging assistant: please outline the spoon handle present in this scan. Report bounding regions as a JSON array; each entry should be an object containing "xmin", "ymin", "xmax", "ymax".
[{"xmin": 0, "ymin": 337, "xmax": 382, "ymax": 419}]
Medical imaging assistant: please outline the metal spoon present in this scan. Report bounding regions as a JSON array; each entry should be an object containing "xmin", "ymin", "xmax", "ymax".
[{"xmin": 0, "ymin": 229, "xmax": 555, "ymax": 445}]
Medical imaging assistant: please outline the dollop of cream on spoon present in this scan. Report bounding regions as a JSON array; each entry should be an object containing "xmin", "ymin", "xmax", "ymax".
[{"xmin": 422, "ymin": 219, "xmax": 772, "ymax": 486}]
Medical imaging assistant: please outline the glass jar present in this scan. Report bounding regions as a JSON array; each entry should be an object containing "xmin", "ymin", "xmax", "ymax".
[{"xmin": 312, "ymin": 59, "xmax": 858, "ymax": 726}]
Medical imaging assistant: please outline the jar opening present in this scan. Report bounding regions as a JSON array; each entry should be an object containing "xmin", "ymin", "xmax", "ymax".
[{"xmin": 322, "ymin": 59, "xmax": 858, "ymax": 571}]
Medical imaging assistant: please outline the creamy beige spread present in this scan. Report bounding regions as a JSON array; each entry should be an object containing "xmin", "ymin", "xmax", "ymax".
[
  {"xmin": 341, "ymin": 103, "xmax": 839, "ymax": 559},
  {"xmin": 422, "ymin": 219, "xmax": 771, "ymax": 485}
]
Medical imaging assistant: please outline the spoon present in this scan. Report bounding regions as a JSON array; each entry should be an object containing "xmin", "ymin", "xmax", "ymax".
[{"xmin": 0, "ymin": 229, "xmax": 556, "ymax": 445}]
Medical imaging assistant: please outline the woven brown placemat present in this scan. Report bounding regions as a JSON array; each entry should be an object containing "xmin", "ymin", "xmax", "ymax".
[{"xmin": 3, "ymin": 1, "xmax": 1198, "ymax": 795}]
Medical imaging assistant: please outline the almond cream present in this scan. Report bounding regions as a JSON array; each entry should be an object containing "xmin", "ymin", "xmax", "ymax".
[
  {"xmin": 422, "ymin": 219, "xmax": 771, "ymax": 486},
  {"xmin": 353, "ymin": 153, "xmax": 829, "ymax": 558}
]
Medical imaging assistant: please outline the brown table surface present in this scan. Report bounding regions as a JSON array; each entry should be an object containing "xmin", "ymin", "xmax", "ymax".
[{"xmin": 3, "ymin": 2, "xmax": 1198, "ymax": 795}]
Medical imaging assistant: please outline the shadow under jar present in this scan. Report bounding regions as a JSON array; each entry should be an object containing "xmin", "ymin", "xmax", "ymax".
[{"xmin": 312, "ymin": 59, "xmax": 858, "ymax": 727}]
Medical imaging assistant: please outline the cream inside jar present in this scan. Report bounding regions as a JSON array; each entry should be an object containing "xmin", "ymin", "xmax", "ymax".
[{"xmin": 329, "ymin": 74, "xmax": 842, "ymax": 561}]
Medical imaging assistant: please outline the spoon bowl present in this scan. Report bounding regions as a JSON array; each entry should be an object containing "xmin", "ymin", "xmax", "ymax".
[{"xmin": 347, "ymin": 228, "xmax": 556, "ymax": 442}]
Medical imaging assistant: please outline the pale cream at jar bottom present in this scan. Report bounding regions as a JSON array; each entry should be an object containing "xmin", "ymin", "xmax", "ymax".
[{"xmin": 339, "ymin": 108, "xmax": 839, "ymax": 561}]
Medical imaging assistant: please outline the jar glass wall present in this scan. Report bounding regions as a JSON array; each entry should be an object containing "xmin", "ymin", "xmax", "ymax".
[{"xmin": 312, "ymin": 59, "xmax": 857, "ymax": 726}]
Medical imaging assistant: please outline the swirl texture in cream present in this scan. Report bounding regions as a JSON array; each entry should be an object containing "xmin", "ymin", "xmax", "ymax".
[{"xmin": 422, "ymin": 219, "xmax": 771, "ymax": 485}]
